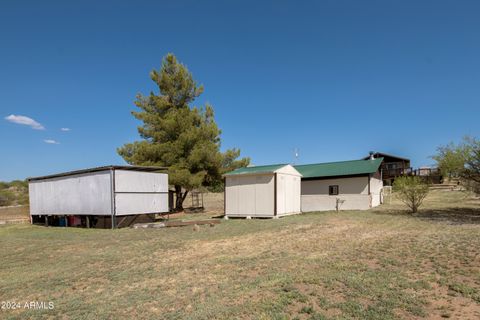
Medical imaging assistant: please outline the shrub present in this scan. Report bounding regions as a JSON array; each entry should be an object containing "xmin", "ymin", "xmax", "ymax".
[
  {"xmin": 393, "ymin": 176, "xmax": 429, "ymax": 213},
  {"xmin": 0, "ymin": 189, "xmax": 15, "ymax": 206},
  {"xmin": 0, "ymin": 180, "xmax": 29, "ymax": 206}
]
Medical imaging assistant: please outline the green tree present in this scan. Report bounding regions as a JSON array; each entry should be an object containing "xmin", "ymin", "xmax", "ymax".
[
  {"xmin": 221, "ymin": 148, "xmax": 250, "ymax": 174},
  {"xmin": 393, "ymin": 176, "xmax": 429, "ymax": 213},
  {"xmin": 0, "ymin": 189, "xmax": 15, "ymax": 206},
  {"xmin": 118, "ymin": 53, "xmax": 249, "ymax": 211},
  {"xmin": 462, "ymin": 136, "xmax": 480, "ymax": 183},
  {"xmin": 432, "ymin": 143, "xmax": 466, "ymax": 179},
  {"xmin": 433, "ymin": 136, "xmax": 480, "ymax": 194},
  {"xmin": 206, "ymin": 148, "xmax": 251, "ymax": 192}
]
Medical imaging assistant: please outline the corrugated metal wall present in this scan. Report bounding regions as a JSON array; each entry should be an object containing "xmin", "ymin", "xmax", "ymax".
[
  {"xmin": 29, "ymin": 169, "xmax": 169, "ymax": 216},
  {"xmin": 114, "ymin": 170, "xmax": 168, "ymax": 215},
  {"xmin": 29, "ymin": 171, "xmax": 112, "ymax": 215}
]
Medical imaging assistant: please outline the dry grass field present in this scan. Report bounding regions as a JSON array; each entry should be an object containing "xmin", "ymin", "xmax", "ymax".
[
  {"xmin": 0, "ymin": 205, "xmax": 29, "ymax": 223},
  {"xmin": 0, "ymin": 190, "xmax": 479, "ymax": 319}
]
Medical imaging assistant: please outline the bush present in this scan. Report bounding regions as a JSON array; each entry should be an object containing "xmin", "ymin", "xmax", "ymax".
[
  {"xmin": 393, "ymin": 176, "xmax": 429, "ymax": 213},
  {"xmin": 0, "ymin": 189, "xmax": 15, "ymax": 206},
  {"xmin": 0, "ymin": 180, "xmax": 29, "ymax": 206}
]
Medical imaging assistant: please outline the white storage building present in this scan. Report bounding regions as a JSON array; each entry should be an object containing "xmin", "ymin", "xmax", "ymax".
[
  {"xmin": 224, "ymin": 164, "xmax": 302, "ymax": 218},
  {"xmin": 28, "ymin": 165, "xmax": 168, "ymax": 228}
]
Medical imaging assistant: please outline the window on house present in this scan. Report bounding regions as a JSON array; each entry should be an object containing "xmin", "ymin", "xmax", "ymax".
[{"xmin": 329, "ymin": 185, "xmax": 339, "ymax": 195}]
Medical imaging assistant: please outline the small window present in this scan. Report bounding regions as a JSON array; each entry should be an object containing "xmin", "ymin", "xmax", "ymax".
[{"xmin": 329, "ymin": 185, "xmax": 339, "ymax": 195}]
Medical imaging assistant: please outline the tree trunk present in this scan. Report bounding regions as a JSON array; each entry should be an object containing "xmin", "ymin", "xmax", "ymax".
[{"xmin": 174, "ymin": 185, "xmax": 189, "ymax": 211}]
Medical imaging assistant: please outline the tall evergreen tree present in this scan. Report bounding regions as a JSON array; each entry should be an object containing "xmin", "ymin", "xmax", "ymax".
[{"xmin": 118, "ymin": 53, "xmax": 249, "ymax": 210}]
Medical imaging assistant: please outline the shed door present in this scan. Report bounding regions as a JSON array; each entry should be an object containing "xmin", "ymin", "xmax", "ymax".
[
  {"xmin": 254, "ymin": 175, "xmax": 274, "ymax": 215},
  {"xmin": 276, "ymin": 174, "xmax": 300, "ymax": 215}
]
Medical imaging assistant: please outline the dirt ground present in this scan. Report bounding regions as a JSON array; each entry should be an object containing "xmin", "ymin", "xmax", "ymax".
[
  {"xmin": 0, "ymin": 205, "xmax": 29, "ymax": 223},
  {"xmin": 182, "ymin": 191, "xmax": 223, "ymax": 214}
]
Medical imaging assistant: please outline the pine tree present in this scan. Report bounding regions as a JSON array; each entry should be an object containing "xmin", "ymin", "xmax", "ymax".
[{"xmin": 118, "ymin": 54, "xmax": 249, "ymax": 210}]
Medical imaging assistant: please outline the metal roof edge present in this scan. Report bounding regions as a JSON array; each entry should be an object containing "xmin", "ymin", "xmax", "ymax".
[
  {"xmin": 293, "ymin": 158, "xmax": 383, "ymax": 179},
  {"xmin": 294, "ymin": 157, "xmax": 383, "ymax": 168},
  {"xmin": 223, "ymin": 163, "xmax": 288, "ymax": 176},
  {"xmin": 273, "ymin": 164, "xmax": 303, "ymax": 176}
]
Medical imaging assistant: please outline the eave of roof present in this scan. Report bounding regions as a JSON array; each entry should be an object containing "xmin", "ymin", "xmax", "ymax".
[
  {"xmin": 362, "ymin": 152, "xmax": 410, "ymax": 162},
  {"xmin": 224, "ymin": 164, "xmax": 288, "ymax": 176},
  {"xmin": 27, "ymin": 165, "xmax": 168, "ymax": 182}
]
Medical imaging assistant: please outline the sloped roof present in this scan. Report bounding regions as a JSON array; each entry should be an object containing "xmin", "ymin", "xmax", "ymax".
[
  {"xmin": 27, "ymin": 165, "xmax": 167, "ymax": 182},
  {"xmin": 224, "ymin": 164, "xmax": 288, "ymax": 176},
  {"xmin": 362, "ymin": 152, "xmax": 409, "ymax": 162},
  {"xmin": 294, "ymin": 158, "xmax": 383, "ymax": 179}
]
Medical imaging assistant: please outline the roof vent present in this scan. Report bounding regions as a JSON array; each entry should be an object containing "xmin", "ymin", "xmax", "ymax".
[{"xmin": 369, "ymin": 151, "xmax": 375, "ymax": 160}]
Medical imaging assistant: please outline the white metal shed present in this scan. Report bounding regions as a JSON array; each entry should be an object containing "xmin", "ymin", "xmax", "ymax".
[
  {"xmin": 224, "ymin": 164, "xmax": 302, "ymax": 218},
  {"xmin": 28, "ymin": 165, "xmax": 168, "ymax": 228}
]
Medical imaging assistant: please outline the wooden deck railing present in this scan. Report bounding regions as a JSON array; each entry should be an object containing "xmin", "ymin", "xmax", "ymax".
[{"xmin": 382, "ymin": 167, "xmax": 441, "ymax": 179}]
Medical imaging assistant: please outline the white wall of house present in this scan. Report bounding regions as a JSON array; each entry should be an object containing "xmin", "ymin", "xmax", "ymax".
[
  {"xmin": 301, "ymin": 194, "xmax": 371, "ymax": 211},
  {"xmin": 301, "ymin": 176, "xmax": 369, "ymax": 195},
  {"xmin": 369, "ymin": 172, "xmax": 383, "ymax": 207},
  {"xmin": 301, "ymin": 175, "xmax": 382, "ymax": 212}
]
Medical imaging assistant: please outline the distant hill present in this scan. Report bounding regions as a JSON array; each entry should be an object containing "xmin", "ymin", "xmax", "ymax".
[{"xmin": 0, "ymin": 180, "xmax": 28, "ymax": 206}]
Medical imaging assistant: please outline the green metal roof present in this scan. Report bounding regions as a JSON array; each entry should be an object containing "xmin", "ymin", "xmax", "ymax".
[
  {"xmin": 294, "ymin": 158, "xmax": 383, "ymax": 179},
  {"xmin": 224, "ymin": 164, "xmax": 288, "ymax": 176}
]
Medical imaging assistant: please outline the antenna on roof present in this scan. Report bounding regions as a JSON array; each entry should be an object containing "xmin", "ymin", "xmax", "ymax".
[{"xmin": 293, "ymin": 148, "xmax": 299, "ymax": 164}]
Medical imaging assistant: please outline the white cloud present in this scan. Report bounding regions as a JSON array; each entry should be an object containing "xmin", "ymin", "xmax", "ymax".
[
  {"xmin": 5, "ymin": 114, "xmax": 45, "ymax": 130},
  {"xmin": 60, "ymin": 128, "xmax": 71, "ymax": 132},
  {"xmin": 44, "ymin": 139, "xmax": 60, "ymax": 144}
]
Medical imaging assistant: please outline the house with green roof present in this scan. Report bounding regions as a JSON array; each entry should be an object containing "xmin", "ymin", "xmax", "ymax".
[
  {"xmin": 223, "ymin": 157, "xmax": 384, "ymax": 217},
  {"xmin": 294, "ymin": 157, "xmax": 384, "ymax": 212}
]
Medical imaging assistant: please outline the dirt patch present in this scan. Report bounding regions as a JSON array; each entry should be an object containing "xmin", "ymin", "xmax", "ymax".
[{"xmin": 0, "ymin": 205, "xmax": 29, "ymax": 222}]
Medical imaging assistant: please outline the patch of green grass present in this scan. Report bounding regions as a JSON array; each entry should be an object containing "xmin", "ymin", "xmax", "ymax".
[
  {"xmin": 300, "ymin": 306, "xmax": 314, "ymax": 314},
  {"xmin": 448, "ymin": 283, "xmax": 480, "ymax": 302}
]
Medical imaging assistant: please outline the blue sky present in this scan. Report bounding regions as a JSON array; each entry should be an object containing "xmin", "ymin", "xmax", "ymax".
[{"xmin": 1, "ymin": 0, "xmax": 479, "ymax": 181}]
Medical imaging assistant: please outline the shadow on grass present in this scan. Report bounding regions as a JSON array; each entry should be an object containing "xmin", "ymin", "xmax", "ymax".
[{"xmin": 375, "ymin": 207, "xmax": 480, "ymax": 225}]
